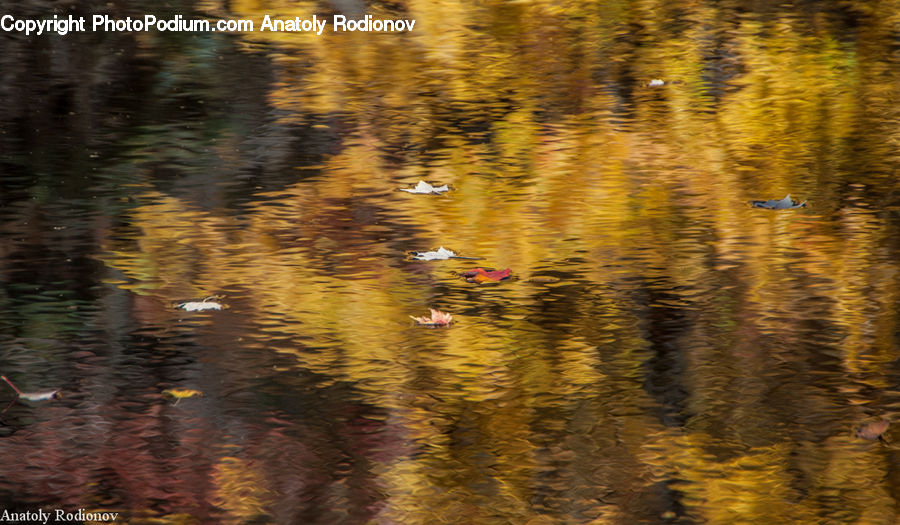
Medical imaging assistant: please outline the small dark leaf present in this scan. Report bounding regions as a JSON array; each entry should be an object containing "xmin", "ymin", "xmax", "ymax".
[
  {"xmin": 855, "ymin": 420, "xmax": 889, "ymax": 440},
  {"xmin": 750, "ymin": 194, "xmax": 807, "ymax": 209}
]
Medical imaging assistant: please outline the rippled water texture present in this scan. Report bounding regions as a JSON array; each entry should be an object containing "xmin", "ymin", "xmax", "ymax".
[{"xmin": 1, "ymin": 0, "xmax": 899, "ymax": 523}]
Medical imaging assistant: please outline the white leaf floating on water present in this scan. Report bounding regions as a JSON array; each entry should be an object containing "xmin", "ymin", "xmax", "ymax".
[
  {"xmin": 411, "ymin": 246, "xmax": 456, "ymax": 261},
  {"xmin": 1, "ymin": 375, "xmax": 61, "ymax": 410},
  {"xmin": 648, "ymin": 79, "xmax": 666, "ymax": 87},
  {"xmin": 177, "ymin": 299, "xmax": 225, "ymax": 311},
  {"xmin": 19, "ymin": 389, "xmax": 61, "ymax": 402},
  {"xmin": 399, "ymin": 180, "xmax": 450, "ymax": 194}
]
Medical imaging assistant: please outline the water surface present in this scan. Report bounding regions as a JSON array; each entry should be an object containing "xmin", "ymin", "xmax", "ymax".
[{"xmin": 1, "ymin": 1, "xmax": 899, "ymax": 523}]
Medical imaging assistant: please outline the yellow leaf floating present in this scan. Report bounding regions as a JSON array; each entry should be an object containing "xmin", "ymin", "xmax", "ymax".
[{"xmin": 163, "ymin": 388, "xmax": 203, "ymax": 403}]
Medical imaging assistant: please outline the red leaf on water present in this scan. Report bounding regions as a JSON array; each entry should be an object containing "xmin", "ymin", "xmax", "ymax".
[{"xmin": 461, "ymin": 268, "xmax": 511, "ymax": 283}]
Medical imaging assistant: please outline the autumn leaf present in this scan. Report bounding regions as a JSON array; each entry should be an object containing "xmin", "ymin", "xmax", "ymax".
[
  {"xmin": 410, "ymin": 308, "xmax": 453, "ymax": 327},
  {"xmin": 176, "ymin": 297, "xmax": 225, "ymax": 311},
  {"xmin": 163, "ymin": 388, "xmax": 203, "ymax": 405},
  {"xmin": 750, "ymin": 194, "xmax": 807, "ymax": 209},
  {"xmin": 399, "ymin": 180, "xmax": 450, "ymax": 194},
  {"xmin": 460, "ymin": 268, "xmax": 512, "ymax": 283},
  {"xmin": 164, "ymin": 388, "xmax": 203, "ymax": 399},
  {"xmin": 17, "ymin": 390, "xmax": 62, "ymax": 402},
  {"xmin": 855, "ymin": 420, "xmax": 889, "ymax": 440}
]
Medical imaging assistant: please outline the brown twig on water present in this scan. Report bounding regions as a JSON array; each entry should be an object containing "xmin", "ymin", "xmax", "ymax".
[
  {"xmin": 1, "ymin": 376, "xmax": 21, "ymax": 415},
  {"xmin": 1, "ymin": 376, "xmax": 23, "ymax": 395}
]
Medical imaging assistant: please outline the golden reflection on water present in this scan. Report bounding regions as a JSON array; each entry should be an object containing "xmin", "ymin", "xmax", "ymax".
[{"xmin": 87, "ymin": 0, "xmax": 900, "ymax": 522}]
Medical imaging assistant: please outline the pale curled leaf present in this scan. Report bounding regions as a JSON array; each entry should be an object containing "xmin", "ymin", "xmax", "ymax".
[
  {"xmin": 399, "ymin": 180, "xmax": 450, "ymax": 194},
  {"xmin": 19, "ymin": 389, "xmax": 61, "ymax": 402},
  {"xmin": 410, "ymin": 308, "xmax": 453, "ymax": 326},
  {"xmin": 177, "ymin": 300, "xmax": 224, "ymax": 311},
  {"xmin": 411, "ymin": 246, "xmax": 456, "ymax": 261},
  {"xmin": 1, "ymin": 375, "xmax": 60, "ymax": 402}
]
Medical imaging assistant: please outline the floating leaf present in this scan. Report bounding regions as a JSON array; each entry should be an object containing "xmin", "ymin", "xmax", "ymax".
[
  {"xmin": 18, "ymin": 389, "xmax": 62, "ymax": 402},
  {"xmin": 461, "ymin": 267, "xmax": 512, "ymax": 283},
  {"xmin": 176, "ymin": 297, "xmax": 225, "ymax": 311},
  {"xmin": 399, "ymin": 180, "xmax": 450, "ymax": 195},
  {"xmin": 855, "ymin": 420, "xmax": 889, "ymax": 440},
  {"xmin": 648, "ymin": 79, "xmax": 666, "ymax": 87},
  {"xmin": 163, "ymin": 388, "xmax": 203, "ymax": 405},
  {"xmin": 163, "ymin": 388, "xmax": 203, "ymax": 399},
  {"xmin": 409, "ymin": 247, "xmax": 481, "ymax": 261},
  {"xmin": 410, "ymin": 246, "xmax": 456, "ymax": 261},
  {"xmin": 750, "ymin": 194, "xmax": 807, "ymax": 209},
  {"xmin": 410, "ymin": 308, "xmax": 453, "ymax": 327},
  {"xmin": 1, "ymin": 375, "xmax": 61, "ymax": 408}
]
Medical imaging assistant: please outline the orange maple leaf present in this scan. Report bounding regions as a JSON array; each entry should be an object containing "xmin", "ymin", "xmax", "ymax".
[{"xmin": 460, "ymin": 268, "xmax": 511, "ymax": 283}]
